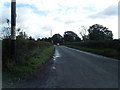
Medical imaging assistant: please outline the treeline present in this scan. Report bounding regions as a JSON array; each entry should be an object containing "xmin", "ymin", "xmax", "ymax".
[
  {"xmin": 51, "ymin": 24, "xmax": 119, "ymax": 60},
  {"xmin": 52, "ymin": 24, "xmax": 115, "ymax": 44}
]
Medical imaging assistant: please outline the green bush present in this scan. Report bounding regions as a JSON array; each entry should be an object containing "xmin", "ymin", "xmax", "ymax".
[
  {"xmin": 65, "ymin": 40, "xmax": 120, "ymax": 60},
  {"xmin": 2, "ymin": 37, "xmax": 53, "ymax": 70},
  {"xmin": 64, "ymin": 40, "xmax": 119, "ymax": 50}
]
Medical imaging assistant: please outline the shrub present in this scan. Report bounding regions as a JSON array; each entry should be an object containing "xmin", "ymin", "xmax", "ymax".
[{"xmin": 2, "ymin": 38, "xmax": 52, "ymax": 69}]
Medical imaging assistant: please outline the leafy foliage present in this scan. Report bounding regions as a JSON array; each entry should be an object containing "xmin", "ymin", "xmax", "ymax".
[
  {"xmin": 66, "ymin": 45, "xmax": 119, "ymax": 59},
  {"xmin": 38, "ymin": 37, "xmax": 52, "ymax": 42},
  {"xmin": 1, "ymin": 19, "xmax": 11, "ymax": 39},
  {"xmin": 88, "ymin": 24, "xmax": 113, "ymax": 40},
  {"xmin": 64, "ymin": 40, "xmax": 120, "ymax": 59},
  {"xmin": 2, "ymin": 35, "xmax": 53, "ymax": 69},
  {"xmin": 52, "ymin": 34, "xmax": 63, "ymax": 44},
  {"xmin": 64, "ymin": 31, "xmax": 81, "ymax": 42},
  {"xmin": 64, "ymin": 40, "xmax": 119, "ymax": 49}
]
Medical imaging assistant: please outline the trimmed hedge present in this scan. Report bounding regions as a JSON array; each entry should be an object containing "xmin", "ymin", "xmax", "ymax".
[
  {"xmin": 64, "ymin": 40, "xmax": 120, "ymax": 59},
  {"xmin": 64, "ymin": 40, "xmax": 120, "ymax": 50}
]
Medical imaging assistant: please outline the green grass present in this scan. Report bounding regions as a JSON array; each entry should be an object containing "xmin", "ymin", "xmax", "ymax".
[
  {"xmin": 8, "ymin": 45, "xmax": 54, "ymax": 77},
  {"xmin": 66, "ymin": 45, "xmax": 119, "ymax": 60},
  {"xmin": 3, "ymin": 45, "xmax": 54, "ymax": 88}
]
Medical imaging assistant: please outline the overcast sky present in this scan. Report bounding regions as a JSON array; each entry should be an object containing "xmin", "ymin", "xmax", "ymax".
[{"xmin": 0, "ymin": 0, "xmax": 119, "ymax": 39}]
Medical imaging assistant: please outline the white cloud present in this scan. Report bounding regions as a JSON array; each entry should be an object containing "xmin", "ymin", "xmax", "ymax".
[{"xmin": 1, "ymin": 0, "xmax": 119, "ymax": 39}]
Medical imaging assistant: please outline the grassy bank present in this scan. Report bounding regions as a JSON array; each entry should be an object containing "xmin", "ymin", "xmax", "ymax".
[
  {"xmin": 3, "ymin": 45, "xmax": 54, "ymax": 88},
  {"xmin": 8, "ymin": 46, "xmax": 53, "ymax": 77},
  {"xmin": 2, "ymin": 38, "xmax": 54, "ymax": 88},
  {"xmin": 65, "ymin": 42, "xmax": 119, "ymax": 60}
]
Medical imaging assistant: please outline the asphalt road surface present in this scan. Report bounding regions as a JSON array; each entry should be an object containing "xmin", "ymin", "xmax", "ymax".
[{"xmin": 18, "ymin": 45, "xmax": 118, "ymax": 88}]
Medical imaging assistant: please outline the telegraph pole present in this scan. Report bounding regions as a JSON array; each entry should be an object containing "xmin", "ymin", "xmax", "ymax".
[
  {"xmin": 51, "ymin": 29, "xmax": 52, "ymax": 37},
  {"xmin": 11, "ymin": 0, "xmax": 16, "ymax": 60},
  {"xmin": 50, "ymin": 29, "xmax": 53, "ymax": 44}
]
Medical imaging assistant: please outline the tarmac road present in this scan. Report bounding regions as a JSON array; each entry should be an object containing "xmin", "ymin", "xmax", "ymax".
[{"xmin": 18, "ymin": 45, "xmax": 118, "ymax": 88}]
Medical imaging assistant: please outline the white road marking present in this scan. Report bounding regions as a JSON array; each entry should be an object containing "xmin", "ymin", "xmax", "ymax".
[
  {"xmin": 52, "ymin": 66, "xmax": 56, "ymax": 70},
  {"xmin": 55, "ymin": 49, "xmax": 61, "ymax": 58},
  {"xmin": 52, "ymin": 48, "xmax": 61, "ymax": 62}
]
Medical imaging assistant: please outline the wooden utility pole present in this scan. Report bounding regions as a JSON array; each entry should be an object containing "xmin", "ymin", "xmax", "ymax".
[
  {"xmin": 11, "ymin": 0, "xmax": 16, "ymax": 60},
  {"xmin": 51, "ymin": 29, "xmax": 52, "ymax": 37}
]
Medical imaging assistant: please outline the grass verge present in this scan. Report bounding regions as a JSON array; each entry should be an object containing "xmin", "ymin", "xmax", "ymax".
[
  {"xmin": 3, "ymin": 45, "xmax": 54, "ymax": 88},
  {"xmin": 66, "ymin": 45, "xmax": 119, "ymax": 60}
]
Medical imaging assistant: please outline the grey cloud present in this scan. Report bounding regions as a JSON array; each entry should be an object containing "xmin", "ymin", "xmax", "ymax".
[
  {"xmin": 103, "ymin": 5, "xmax": 117, "ymax": 16},
  {"xmin": 88, "ymin": 5, "xmax": 117, "ymax": 19}
]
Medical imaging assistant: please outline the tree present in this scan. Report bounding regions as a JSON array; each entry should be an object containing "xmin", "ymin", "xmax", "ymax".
[
  {"xmin": 28, "ymin": 36, "xmax": 34, "ymax": 40},
  {"xmin": 1, "ymin": 18, "xmax": 23, "ymax": 39},
  {"xmin": 64, "ymin": 31, "xmax": 81, "ymax": 42},
  {"xmin": 52, "ymin": 34, "xmax": 63, "ymax": 44},
  {"xmin": 88, "ymin": 24, "xmax": 113, "ymax": 40},
  {"xmin": 17, "ymin": 31, "xmax": 28, "ymax": 40},
  {"xmin": 1, "ymin": 18, "xmax": 11, "ymax": 39},
  {"xmin": 16, "ymin": 28, "xmax": 21, "ymax": 35}
]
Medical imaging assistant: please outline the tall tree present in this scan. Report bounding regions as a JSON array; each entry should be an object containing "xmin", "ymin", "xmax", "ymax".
[
  {"xmin": 2, "ymin": 19, "xmax": 11, "ymax": 39},
  {"xmin": 88, "ymin": 24, "xmax": 113, "ymax": 40},
  {"xmin": 52, "ymin": 34, "xmax": 63, "ymax": 44},
  {"xmin": 64, "ymin": 31, "xmax": 81, "ymax": 42}
]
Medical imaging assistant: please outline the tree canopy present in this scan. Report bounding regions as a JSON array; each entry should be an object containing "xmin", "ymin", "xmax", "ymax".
[
  {"xmin": 64, "ymin": 31, "xmax": 81, "ymax": 42},
  {"xmin": 88, "ymin": 24, "xmax": 113, "ymax": 40},
  {"xmin": 52, "ymin": 34, "xmax": 63, "ymax": 44}
]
